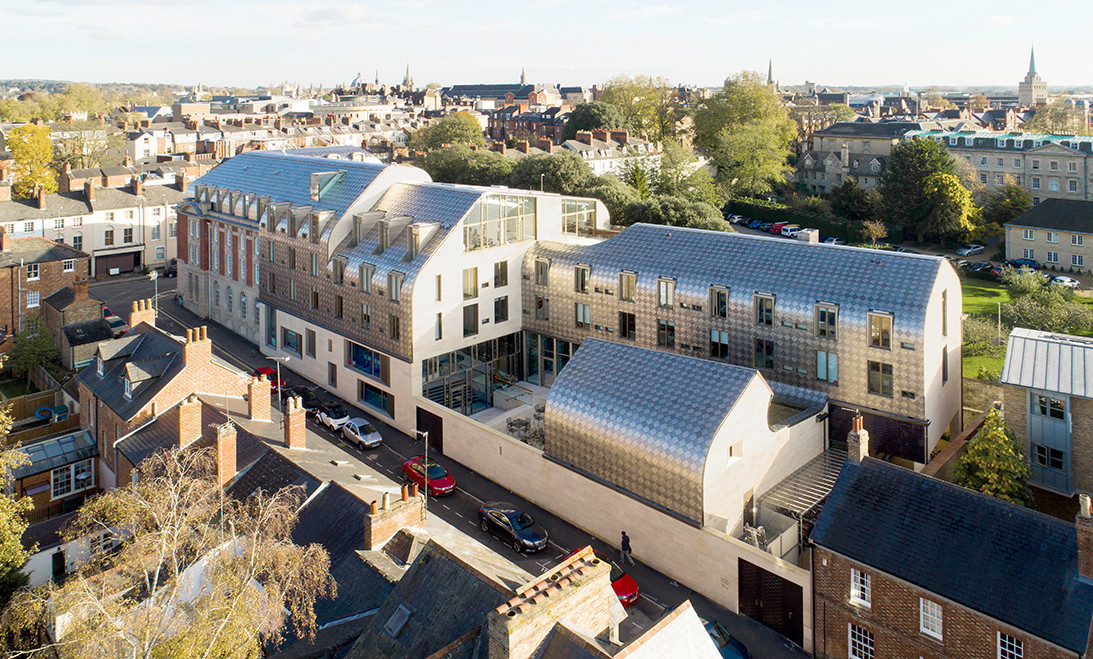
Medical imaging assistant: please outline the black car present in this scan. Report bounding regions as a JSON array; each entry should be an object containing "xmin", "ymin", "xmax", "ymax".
[
  {"xmin": 478, "ymin": 502, "xmax": 549, "ymax": 553},
  {"xmin": 280, "ymin": 386, "xmax": 321, "ymax": 414},
  {"xmin": 163, "ymin": 259, "xmax": 177, "ymax": 277}
]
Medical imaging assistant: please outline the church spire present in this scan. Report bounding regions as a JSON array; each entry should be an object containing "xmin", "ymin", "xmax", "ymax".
[
  {"xmin": 521, "ymin": 66, "xmax": 527, "ymax": 85},
  {"xmin": 767, "ymin": 59, "xmax": 774, "ymax": 85},
  {"xmin": 1029, "ymin": 46, "xmax": 1036, "ymax": 74},
  {"xmin": 403, "ymin": 62, "xmax": 412, "ymax": 89}
]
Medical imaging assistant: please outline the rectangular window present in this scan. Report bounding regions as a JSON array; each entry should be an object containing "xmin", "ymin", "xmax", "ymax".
[
  {"xmin": 1070, "ymin": 161, "xmax": 1079, "ymax": 173},
  {"xmin": 389, "ymin": 313, "xmax": 401, "ymax": 341},
  {"xmin": 657, "ymin": 319, "xmax": 675, "ymax": 347},
  {"xmin": 389, "ymin": 272, "xmax": 404, "ymax": 302},
  {"xmin": 1023, "ymin": 248, "xmax": 1035, "ymax": 260},
  {"xmin": 1070, "ymin": 179, "xmax": 1079, "ymax": 192},
  {"xmin": 1032, "ymin": 159, "xmax": 1040, "ymax": 170},
  {"xmin": 151, "ymin": 224, "xmax": 161, "ymax": 241},
  {"xmin": 306, "ymin": 329, "xmax": 316, "ymax": 358},
  {"xmin": 51, "ymin": 458, "xmax": 94, "ymax": 499},
  {"xmin": 1048, "ymin": 251, "xmax": 1059, "ymax": 263},
  {"xmin": 535, "ymin": 259, "xmax": 549, "ymax": 285},
  {"xmin": 281, "ymin": 328, "xmax": 302, "ymax": 356},
  {"xmin": 1047, "ymin": 231, "xmax": 1059, "ymax": 243},
  {"xmin": 463, "ymin": 267, "xmax": 478, "ymax": 299},
  {"xmin": 996, "ymin": 157, "xmax": 1004, "ymax": 167},
  {"xmin": 435, "ymin": 312, "xmax": 443, "ymax": 340},
  {"xmin": 535, "ymin": 295, "xmax": 550, "ymax": 320},
  {"xmin": 618, "ymin": 311, "xmax": 636, "ymax": 340},
  {"xmin": 848, "ymin": 624, "xmax": 875, "ymax": 659},
  {"xmin": 998, "ymin": 632, "xmax": 1022, "ymax": 659},
  {"xmin": 979, "ymin": 156, "xmax": 987, "ymax": 166},
  {"xmin": 575, "ymin": 303, "xmax": 591, "ymax": 329},
  {"xmin": 359, "ymin": 380, "xmax": 394, "ymax": 417},
  {"xmin": 106, "ymin": 212, "xmax": 114, "ymax": 222},
  {"xmin": 710, "ymin": 287, "xmax": 729, "ymax": 318},
  {"xmin": 310, "ymin": 288, "xmax": 319, "ymax": 310},
  {"xmin": 155, "ymin": 246, "xmax": 165, "ymax": 261},
  {"xmin": 1073, "ymin": 234, "xmax": 1085, "ymax": 246},
  {"xmin": 434, "ymin": 274, "xmax": 442, "ymax": 302},
  {"xmin": 1074, "ymin": 255, "xmax": 1085, "ymax": 267},
  {"xmin": 1023, "ymin": 229, "xmax": 1035, "ymax": 240},
  {"xmin": 463, "ymin": 304, "xmax": 479, "ymax": 336},
  {"xmin": 72, "ymin": 235, "xmax": 82, "ymax": 251},
  {"xmin": 334, "ymin": 295, "xmax": 344, "ymax": 319},
  {"xmin": 1050, "ymin": 160, "xmax": 1059, "ymax": 171},
  {"xmin": 817, "ymin": 351, "xmax": 838, "ymax": 383},
  {"xmin": 26, "ymin": 263, "xmax": 39, "ymax": 281},
  {"xmin": 815, "ymin": 304, "xmax": 837, "ymax": 339},
  {"xmin": 1033, "ymin": 394, "xmax": 1065, "ymax": 420},
  {"xmin": 755, "ymin": 295, "xmax": 774, "ymax": 326},
  {"xmin": 360, "ymin": 303, "xmax": 371, "ymax": 330},
  {"xmin": 288, "ymin": 279, "xmax": 296, "ymax": 301},
  {"xmin": 574, "ymin": 265, "xmax": 590, "ymax": 294},
  {"xmin": 619, "ymin": 271, "xmax": 636, "ymax": 302},
  {"xmin": 868, "ymin": 361, "xmax": 893, "ymax": 397},
  {"xmin": 268, "ymin": 271, "xmax": 276, "ymax": 294},
  {"xmin": 26, "ymin": 291, "xmax": 39, "ymax": 308},
  {"xmin": 941, "ymin": 290, "xmax": 948, "ymax": 337},
  {"xmin": 850, "ymin": 568, "xmax": 871, "ymax": 607},
  {"xmin": 170, "ymin": 222, "xmax": 177, "ymax": 238},
  {"xmin": 54, "ymin": 218, "xmax": 64, "ymax": 230},
  {"xmin": 919, "ymin": 598, "xmax": 943, "ymax": 640},
  {"xmin": 562, "ymin": 198, "xmax": 596, "ymax": 236},
  {"xmin": 943, "ymin": 350, "xmax": 949, "ymax": 384},
  {"xmin": 1033, "ymin": 443, "xmax": 1066, "ymax": 470},
  {"xmin": 754, "ymin": 338, "xmax": 773, "ymax": 369},
  {"xmin": 1014, "ymin": 158, "xmax": 1021, "ymax": 168},
  {"xmin": 710, "ymin": 330, "xmax": 729, "ymax": 359},
  {"xmin": 123, "ymin": 227, "xmax": 133, "ymax": 243},
  {"xmin": 309, "ymin": 253, "xmax": 319, "ymax": 276},
  {"xmin": 359, "ymin": 264, "xmax": 373, "ymax": 293},
  {"xmin": 1032, "ymin": 177, "xmax": 1041, "ymax": 190},
  {"xmin": 494, "ymin": 296, "xmax": 509, "ymax": 323},
  {"xmin": 494, "ymin": 261, "xmax": 508, "ymax": 287},
  {"xmin": 868, "ymin": 313, "xmax": 892, "ymax": 349},
  {"xmin": 333, "ymin": 259, "xmax": 345, "ymax": 286},
  {"xmin": 104, "ymin": 228, "xmax": 114, "ymax": 246},
  {"xmin": 62, "ymin": 259, "xmax": 75, "ymax": 272},
  {"xmin": 657, "ymin": 278, "xmax": 675, "ymax": 308}
]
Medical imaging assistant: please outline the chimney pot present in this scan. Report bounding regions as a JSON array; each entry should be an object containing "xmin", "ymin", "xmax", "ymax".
[
  {"xmin": 847, "ymin": 412, "xmax": 869, "ymax": 463},
  {"xmin": 401, "ymin": 484, "xmax": 409, "ymax": 501},
  {"xmin": 382, "ymin": 492, "xmax": 391, "ymax": 510},
  {"xmin": 370, "ymin": 500, "xmax": 378, "ymax": 515}
]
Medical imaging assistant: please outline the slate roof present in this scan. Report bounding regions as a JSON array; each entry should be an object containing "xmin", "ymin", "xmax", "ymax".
[
  {"xmin": 813, "ymin": 121, "xmax": 927, "ymax": 138},
  {"xmin": 62, "ymin": 318, "xmax": 114, "ymax": 347},
  {"xmin": 12, "ymin": 429, "xmax": 98, "ymax": 480},
  {"xmin": 1004, "ymin": 198, "xmax": 1093, "ymax": 233},
  {"xmin": 229, "ymin": 449, "xmax": 322, "ymax": 501},
  {"xmin": 0, "ymin": 185, "xmax": 182, "ymax": 222},
  {"xmin": 43, "ymin": 285, "xmax": 100, "ymax": 311},
  {"xmin": 1000, "ymin": 328, "xmax": 1093, "ymax": 398},
  {"xmin": 187, "ymin": 151, "xmax": 387, "ymax": 219},
  {"xmin": 77, "ymin": 326, "xmax": 184, "ymax": 421},
  {"xmin": 545, "ymin": 339, "xmax": 760, "ymax": 524},
  {"xmin": 0, "ymin": 236, "xmax": 87, "ymax": 268},
  {"xmin": 811, "ymin": 459, "xmax": 1093, "ymax": 653}
]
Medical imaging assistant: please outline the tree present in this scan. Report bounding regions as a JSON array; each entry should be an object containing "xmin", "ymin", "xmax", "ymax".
[
  {"xmin": 560, "ymin": 102, "xmax": 627, "ymax": 141},
  {"xmin": 861, "ymin": 219, "xmax": 888, "ymax": 245},
  {"xmin": 880, "ymin": 137, "xmax": 966, "ymax": 241},
  {"xmin": 408, "ymin": 112, "xmax": 485, "ymax": 151},
  {"xmin": 919, "ymin": 172, "xmax": 977, "ymax": 241},
  {"xmin": 1023, "ymin": 104, "xmax": 1091, "ymax": 136},
  {"xmin": 623, "ymin": 195, "xmax": 729, "ymax": 231},
  {"xmin": 691, "ymin": 71, "xmax": 797, "ymax": 196},
  {"xmin": 5, "ymin": 320, "xmax": 56, "ymax": 390},
  {"xmin": 999, "ymin": 269, "xmax": 1093, "ymax": 334},
  {"xmin": 506, "ymin": 151, "xmax": 595, "ymax": 195},
  {"xmin": 53, "ymin": 121, "xmax": 126, "ymax": 170},
  {"xmin": 829, "ymin": 180, "xmax": 877, "ymax": 222},
  {"xmin": 7, "ymin": 124, "xmax": 57, "ymax": 199},
  {"xmin": 983, "ymin": 183, "xmax": 1033, "ymax": 226},
  {"xmin": 968, "ymin": 94, "xmax": 990, "ymax": 111},
  {"xmin": 578, "ymin": 176, "xmax": 641, "ymax": 226},
  {"xmin": 924, "ymin": 90, "xmax": 955, "ymax": 110},
  {"xmin": 421, "ymin": 145, "xmax": 513, "ymax": 186},
  {"xmin": 955, "ymin": 409, "xmax": 1036, "ymax": 507},
  {"xmin": 0, "ymin": 388, "xmax": 32, "ymax": 609},
  {"xmin": 652, "ymin": 143, "xmax": 722, "ymax": 206},
  {"xmin": 598, "ymin": 75, "xmax": 680, "ymax": 143},
  {"xmin": 2, "ymin": 447, "xmax": 335, "ymax": 656}
]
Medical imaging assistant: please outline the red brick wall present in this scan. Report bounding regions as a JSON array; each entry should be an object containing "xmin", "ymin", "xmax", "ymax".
[
  {"xmin": 177, "ymin": 212, "xmax": 189, "ymax": 265},
  {"xmin": 812, "ymin": 547, "xmax": 1078, "ymax": 659},
  {"xmin": 0, "ymin": 251, "xmax": 91, "ymax": 352},
  {"xmin": 362, "ymin": 496, "xmax": 424, "ymax": 549}
]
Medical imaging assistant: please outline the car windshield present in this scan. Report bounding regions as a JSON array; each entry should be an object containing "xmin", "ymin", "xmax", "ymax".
[
  {"xmin": 362, "ymin": 424, "xmax": 377, "ymax": 433},
  {"xmin": 609, "ymin": 562, "xmax": 625, "ymax": 581},
  {"xmin": 510, "ymin": 512, "xmax": 535, "ymax": 530},
  {"xmin": 326, "ymin": 405, "xmax": 347, "ymax": 417},
  {"xmin": 704, "ymin": 621, "xmax": 730, "ymax": 648},
  {"xmin": 425, "ymin": 464, "xmax": 447, "ymax": 480}
]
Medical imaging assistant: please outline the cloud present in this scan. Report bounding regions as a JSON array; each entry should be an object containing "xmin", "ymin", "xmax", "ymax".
[
  {"xmin": 300, "ymin": 4, "xmax": 368, "ymax": 25},
  {"xmin": 619, "ymin": 4, "xmax": 678, "ymax": 20},
  {"xmin": 983, "ymin": 15, "xmax": 1015, "ymax": 28}
]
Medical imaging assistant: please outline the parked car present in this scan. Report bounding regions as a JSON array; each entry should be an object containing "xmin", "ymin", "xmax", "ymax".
[
  {"xmin": 1006, "ymin": 258, "xmax": 1041, "ymax": 270},
  {"xmin": 564, "ymin": 548, "xmax": 640, "ymax": 606},
  {"xmin": 769, "ymin": 221, "xmax": 789, "ymax": 234},
  {"xmin": 728, "ymin": 214, "xmax": 747, "ymax": 224},
  {"xmin": 780, "ymin": 224, "xmax": 801, "ymax": 237},
  {"xmin": 163, "ymin": 259, "xmax": 178, "ymax": 277},
  {"xmin": 823, "ymin": 237, "xmax": 847, "ymax": 245},
  {"xmin": 478, "ymin": 501, "xmax": 549, "ymax": 553},
  {"xmin": 956, "ymin": 244, "xmax": 986, "ymax": 256},
  {"xmin": 746, "ymin": 219, "xmax": 762, "ymax": 229},
  {"xmin": 953, "ymin": 259, "xmax": 970, "ymax": 270},
  {"xmin": 894, "ymin": 246, "xmax": 919, "ymax": 254},
  {"xmin": 342, "ymin": 417, "xmax": 383, "ymax": 449},
  {"xmin": 756, "ymin": 221, "xmax": 773, "ymax": 231},
  {"xmin": 402, "ymin": 455, "xmax": 456, "ymax": 496},
  {"xmin": 252, "ymin": 366, "xmax": 287, "ymax": 392},
  {"xmin": 702, "ymin": 619, "xmax": 750, "ymax": 659},
  {"xmin": 1051, "ymin": 275, "xmax": 1081, "ymax": 289},
  {"xmin": 280, "ymin": 386, "xmax": 321, "ymax": 414},
  {"xmin": 316, "ymin": 402, "xmax": 350, "ymax": 430},
  {"xmin": 966, "ymin": 261, "xmax": 994, "ymax": 272},
  {"xmin": 106, "ymin": 316, "xmax": 129, "ymax": 338}
]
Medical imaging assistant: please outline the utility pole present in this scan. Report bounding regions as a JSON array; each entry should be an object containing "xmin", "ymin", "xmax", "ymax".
[
  {"xmin": 417, "ymin": 430, "xmax": 429, "ymax": 521},
  {"xmin": 149, "ymin": 269, "xmax": 159, "ymax": 319}
]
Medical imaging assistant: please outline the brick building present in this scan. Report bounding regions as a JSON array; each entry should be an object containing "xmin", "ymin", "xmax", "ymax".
[
  {"xmin": 811, "ymin": 443, "xmax": 1093, "ymax": 659},
  {"xmin": 0, "ymin": 227, "xmax": 90, "ymax": 352},
  {"xmin": 41, "ymin": 279, "xmax": 109, "ymax": 370}
]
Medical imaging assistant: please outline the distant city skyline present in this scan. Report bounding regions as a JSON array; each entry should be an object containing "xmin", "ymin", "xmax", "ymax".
[{"xmin": 5, "ymin": 0, "xmax": 1091, "ymax": 90}]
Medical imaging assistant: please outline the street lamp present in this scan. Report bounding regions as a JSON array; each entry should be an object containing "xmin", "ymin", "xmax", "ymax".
[
  {"xmin": 275, "ymin": 356, "xmax": 290, "ymax": 416},
  {"xmin": 540, "ymin": 173, "xmax": 545, "ymax": 192},
  {"xmin": 417, "ymin": 430, "xmax": 429, "ymax": 521},
  {"xmin": 149, "ymin": 269, "xmax": 159, "ymax": 319}
]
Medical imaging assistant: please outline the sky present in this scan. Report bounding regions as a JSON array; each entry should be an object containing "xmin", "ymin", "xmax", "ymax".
[{"xmin": 4, "ymin": 0, "xmax": 1090, "ymax": 90}]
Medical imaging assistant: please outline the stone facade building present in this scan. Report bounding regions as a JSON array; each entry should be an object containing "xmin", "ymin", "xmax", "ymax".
[
  {"xmin": 1003, "ymin": 199, "xmax": 1093, "ymax": 272},
  {"xmin": 1019, "ymin": 48, "xmax": 1049, "ymax": 107}
]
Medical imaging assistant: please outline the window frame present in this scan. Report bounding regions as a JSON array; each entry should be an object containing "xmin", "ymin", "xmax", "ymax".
[
  {"xmin": 868, "ymin": 313, "xmax": 892, "ymax": 350},
  {"xmin": 656, "ymin": 319, "xmax": 675, "ymax": 347},
  {"xmin": 815, "ymin": 303, "xmax": 837, "ymax": 339},
  {"xmin": 849, "ymin": 568, "xmax": 871, "ymax": 608},
  {"xmin": 574, "ymin": 265, "xmax": 590, "ymax": 294},
  {"xmin": 867, "ymin": 361, "xmax": 894, "ymax": 397},
  {"xmin": 919, "ymin": 598, "xmax": 943, "ymax": 640},
  {"xmin": 618, "ymin": 311, "xmax": 636, "ymax": 340},
  {"xmin": 657, "ymin": 278, "xmax": 675, "ymax": 309},
  {"xmin": 848, "ymin": 623, "xmax": 875, "ymax": 659},
  {"xmin": 997, "ymin": 631, "xmax": 1023, "ymax": 659},
  {"xmin": 710, "ymin": 286, "xmax": 729, "ymax": 319},
  {"xmin": 619, "ymin": 271, "xmax": 637, "ymax": 303},
  {"xmin": 754, "ymin": 294, "xmax": 774, "ymax": 326},
  {"xmin": 574, "ymin": 302, "xmax": 591, "ymax": 329}
]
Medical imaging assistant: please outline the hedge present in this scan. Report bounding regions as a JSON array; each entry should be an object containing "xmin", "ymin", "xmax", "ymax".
[{"xmin": 725, "ymin": 198, "xmax": 905, "ymax": 244}]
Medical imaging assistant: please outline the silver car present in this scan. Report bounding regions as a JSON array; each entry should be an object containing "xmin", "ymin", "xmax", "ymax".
[{"xmin": 342, "ymin": 418, "xmax": 383, "ymax": 449}]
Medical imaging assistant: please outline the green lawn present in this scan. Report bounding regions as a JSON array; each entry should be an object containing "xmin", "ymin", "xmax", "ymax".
[
  {"xmin": 0, "ymin": 379, "xmax": 38, "ymax": 398},
  {"xmin": 963, "ymin": 354, "xmax": 1004, "ymax": 379},
  {"xmin": 962, "ymin": 279, "xmax": 1011, "ymax": 317}
]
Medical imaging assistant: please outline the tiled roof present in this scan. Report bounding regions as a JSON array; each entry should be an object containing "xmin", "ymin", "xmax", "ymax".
[
  {"xmin": 1001, "ymin": 328, "xmax": 1093, "ymax": 398},
  {"xmin": 811, "ymin": 459, "xmax": 1093, "ymax": 653},
  {"xmin": 61, "ymin": 318, "xmax": 114, "ymax": 347},
  {"xmin": 12, "ymin": 429, "xmax": 98, "ymax": 480},
  {"xmin": 545, "ymin": 339, "xmax": 759, "ymax": 524},
  {"xmin": 43, "ymin": 285, "xmax": 101, "ymax": 311},
  {"xmin": 229, "ymin": 449, "xmax": 322, "ymax": 501},
  {"xmin": 0, "ymin": 236, "xmax": 87, "ymax": 268},
  {"xmin": 1004, "ymin": 198, "xmax": 1093, "ymax": 233},
  {"xmin": 77, "ymin": 327, "xmax": 184, "ymax": 421},
  {"xmin": 813, "ymin": 121, "xmax": 928, "ymax": 138}
]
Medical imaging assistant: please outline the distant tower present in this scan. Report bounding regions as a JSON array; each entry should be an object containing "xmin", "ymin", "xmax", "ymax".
[
  {"xmin": 521, "ymin": 67, "xmax": 527, "ymax": 85},
  {"xmin": 403, "ymin": 63, "xmax": 413, "ymax": 90},
  {"xmin": 767, "ymin": 59, "xmax": 774, "ymax": 85},
  {"xmin": 375, "ymin": 70, "xmax": 379, "ymax": 86},
  {"xmin": 1018, "ymin": 46, "xmax": 1048, "ymax": 106}
]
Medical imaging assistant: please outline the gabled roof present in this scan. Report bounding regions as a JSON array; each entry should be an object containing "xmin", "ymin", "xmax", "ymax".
[
  {"xmin": 77, "ymin": 327, "xmax": 184, "ymax": 421},
  {"xmin": 44, "ymin": 285, "xmax": 101, "ymax": 311},
  {"xmin": 545, "ymin": 339, "xmax": 760, "ymax": 524},
  {"xmin": 1001, "ymin": 328, "xmax": 1093, "ymax": 398},
  {"xmin": 0, "ymin": 236, "xmax": 87, "ymax": 268},
  {"xmin": 1004, "ymin": 198, "xmax": 1093, "ymax": 233},
  {"xmin": 811, "ymin": 459, "xmax": 1093, "ymax": 653}
]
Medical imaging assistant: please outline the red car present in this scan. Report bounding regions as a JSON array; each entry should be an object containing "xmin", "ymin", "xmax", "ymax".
[
  {"xmin": 402, "ymin": 455, "xmax": 456, "ymax": 496},
  {"xmin": 253, "ymin": 366, "xmax": 286, "ymax": 392},
  {"xmin": 566, "ymin": 547, "xmax": 640, "ymax": 606}
]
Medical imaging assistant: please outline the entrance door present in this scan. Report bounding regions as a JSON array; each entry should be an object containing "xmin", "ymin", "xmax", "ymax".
[
  {"xmin": 416, "ymin": 407, "xmax": 444, "ymax": 454},
  {"xmin": 52, "ymin": 550, "xmax": 66, "ymax": 581},
  {"xmin": 738, "ymin": 558, "xmax": 803, "ymax": 647}
]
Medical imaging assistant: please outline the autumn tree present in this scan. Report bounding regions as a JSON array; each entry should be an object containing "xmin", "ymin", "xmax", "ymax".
[
  {"xmin": 599, "ymin": 75, "xmax": 680, "ymax": 143},
  {"xmin": 408, "ymin": 112, "xmax": 485, "ymax": 151},
  {"xmin": 861, "ymin": 219, "xmax": 888, "ymax": 245},
  {"xmin": 955, "ymin": 409, "xmax": 1036, "ymax": 507},
  {"xmin": 968, "ymin": 94, "xmax": 990, "ymax": 111},
  {"xmin": 1023, "ymin": 103, "xmax": 1091, "ymax": 136},
  {"xmin": 2, "ymin": 447, "xmax": 335, "ymax": 657},
  {"xmin": 561, "ymin": 102, "xmax": 628, "ymax": 141},
  {"xmin": 0, "ymin": 385, "xmax": 32, "ymax": 608},
  {"xmin": 7, "ymin": 124, "xmax": 58, "ymax": 199},
  {"xmin": 53, "ymin": 121, "xmax": 126, "ymax": 170}
]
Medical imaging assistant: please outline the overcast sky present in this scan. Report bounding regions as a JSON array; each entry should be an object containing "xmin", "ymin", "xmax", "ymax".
[{"xmin": 5, "ymin": 0, "xmax": 1087, "ymax": 90}]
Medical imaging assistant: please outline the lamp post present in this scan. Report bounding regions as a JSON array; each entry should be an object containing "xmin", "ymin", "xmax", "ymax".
[
  {"xmin": 275, "ymin": 355, "xmax": 290, "ymax": 416},
  {"xmin": 149, "ymin": 269, "xmax": 159, "ymax": 319},
  {"xmin": 540, "ymin": 173, "xmax": 544, "ymax": 192},
  {"xmin": 417, "ymin": 430, "xmax": 429, "ymax": 521}
]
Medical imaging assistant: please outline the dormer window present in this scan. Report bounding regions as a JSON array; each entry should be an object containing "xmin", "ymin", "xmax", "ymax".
[
  {"xmin": 123, "ymin": 378, "xmax": 132, "ymax": 399},
  {"xmin": 96, "ymin": 356, "xmax": 104, "ymax": 377}
]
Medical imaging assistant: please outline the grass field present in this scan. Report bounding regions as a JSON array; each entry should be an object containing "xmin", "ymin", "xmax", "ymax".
[
  {"xmin": 962, "ymin": 279, "xmax": 1011, "ymax": 317},
  {"xmin": 0, "ymin": 379, "xmax": 38, "ymax": 398}
]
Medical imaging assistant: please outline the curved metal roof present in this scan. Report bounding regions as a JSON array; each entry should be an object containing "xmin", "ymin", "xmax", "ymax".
[{"xmin": 545, "ymin": 339, "xmax": 760, "ymax": 524}]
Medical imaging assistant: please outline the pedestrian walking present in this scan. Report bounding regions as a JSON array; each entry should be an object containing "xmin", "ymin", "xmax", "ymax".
[{"xmin": 619, "ymin": 531, "xmax": 634, "ymax": 566}]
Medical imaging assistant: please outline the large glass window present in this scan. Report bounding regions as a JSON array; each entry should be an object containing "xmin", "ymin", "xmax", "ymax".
[
  {"xmin": 816, "ymin": 304, "xmax": 837, "ymax": 339},
  {"xmin": 868, "ymin": 313, "xmax": 892, "ymax": 349},
  {"xmin": 1034, "ymin": 394, "xmax": 1065, "ymax": 419},
  {"xmin": 281, "ymin": 328, "xmax": 302, "ymax": 356},
  {"xmin": 346, "ymin": 341, "xmax": 388, "ymax": 383},
  {"xmin": 657, "ymin": 319, "xmax": 675, "ymax": 347},
  {"xmin": 51, "ymin": 458, "xmax": 94, "ymax": 499},
  {"xmin": 1033, "ymin": 444, "xmax": 1065, "ymax": 471},
  {"xmin": 359, "ymin": 380, "xmax": 394, "ymax": 417},
  {"xmin": 709, "ymin": 287, "xmax": 729, "ymax": 318},
  {"xmin": 867, "ymin": 361, "xmax": 893, "ymax": 397},
  {"xmin": 575, "ymin": 303, "xmax": 591, "ymax": 329},
  {"xmin": 464, "ymin": 194, "xmax": 536, "ymax": 250},
  {"xmin": 562, "ymin": 199, "xmax": 596, "ymax": 237}
]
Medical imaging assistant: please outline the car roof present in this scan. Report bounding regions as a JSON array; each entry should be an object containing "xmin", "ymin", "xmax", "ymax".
[
  {"xmin": 483, "ymin": 501, "xmax": 520, "ymax": 513},
  {"xmin": 346, "ymin": 417, "xmax": 372, "ymax": 425}
]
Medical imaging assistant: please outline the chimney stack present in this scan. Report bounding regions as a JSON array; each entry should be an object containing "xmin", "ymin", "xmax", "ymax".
[
  {"xmin": 128, "ymin": 298, "xmax": 156, "ymax": 328},
  {"xmin": 35, "ymin": 183, "xmax": 46, "ymax": 209},
  {"xmin": 0, "ymin": 226, "xmax": 9, "ymax": 251},
  {"xmin": 847, "ymin": 412, "xmax": 869, "ymax": 462},
  {"xmin": 516, "ymin": 140, "xmax": 529, "ymax": 153},
  {"xmin": 183, "ymin": 326, "xmax": 212, "ymax": 367},
  {"xmin": 0, "ymin": 183, "xmax": 10, "ymax": 203},
  {"xmin": 609, "ymin": 129, "xmax": 629, "ymax": 144},
  {"xmin": 537, "ymin": 137, "xmax": 553, "ymax": 153},
  {"xmin": 284, "ymin": 395, "xmax": 306, "ymax": 449},
  {"xmin": 132, "ymin": 175, "xmax": 143, "ymax": 198},
  {"xmin": 575, "ymin": 130, "xmax": 593, "ymax": 145},
  {"xmin": 73, "ymin": 278, "xmax": 88, "ymax": 301},
  {"xmin": 84, "ymin": 179, "xmax": 96, "ymax": 203},
  {"xmin": 592, "ymin": 128, "xmax": 609, "ymax": 144},
  {"xmin": 215, "ymin": 421, "xmax": 237, "ymax": 488},
  {"xmin": 841, "ymin": 143, "xmax": 850, "ymax": 168},
  {"xmin": 248, "ymin": 375, "xmax": 271, "ymax": 422},
  {"xmin": 123, "ymin": 155, "xmax": 133, "ymax": 167},
  {"xmin": 178, "ymin": 394, "xmax": 202, "ymax": 448},
  {"xmin": 1077, "ymin": 494, "xmax": 1093, "ymax": 580}
]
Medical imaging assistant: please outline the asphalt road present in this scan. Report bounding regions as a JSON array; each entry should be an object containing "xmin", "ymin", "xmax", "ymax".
[{"xmin": 89, "ymin": 273, "xmax": 809, "ymax": 659}]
